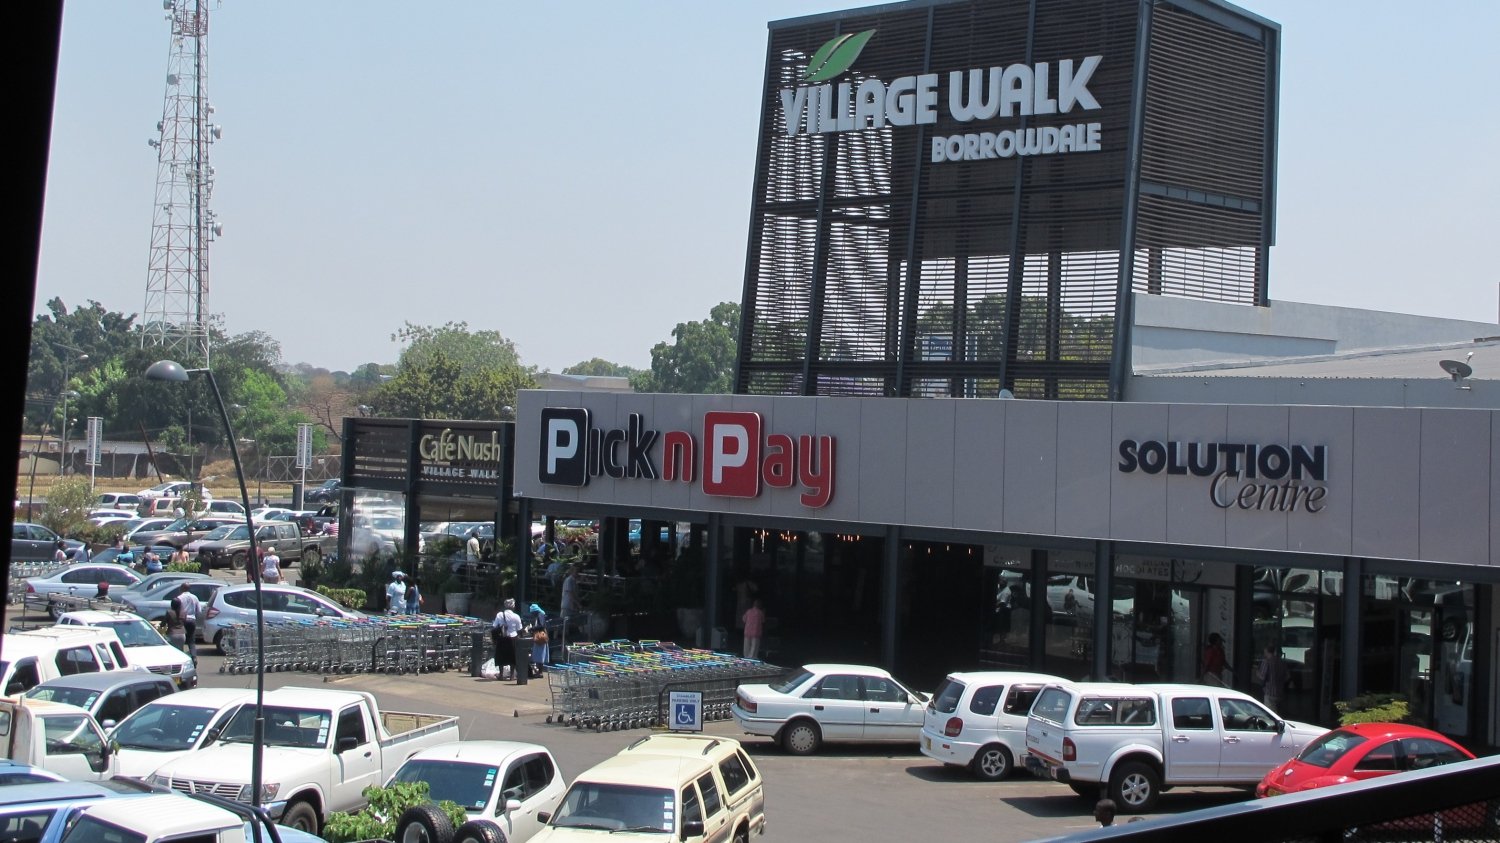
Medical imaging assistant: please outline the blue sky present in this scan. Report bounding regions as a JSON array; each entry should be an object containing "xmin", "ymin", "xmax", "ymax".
[{"xmin": 37, "ymin": 1, "xmax": 1500, "ymax": 374}]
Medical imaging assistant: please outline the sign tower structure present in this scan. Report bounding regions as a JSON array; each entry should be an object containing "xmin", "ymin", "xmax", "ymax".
[{"xmin": 141, "ymin": 0, "xmax": 223, "ymax": 366}]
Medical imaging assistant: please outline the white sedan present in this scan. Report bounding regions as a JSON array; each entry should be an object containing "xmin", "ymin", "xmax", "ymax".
[
  {"xmin": 387, "ymin": 741, "xmax": 565, "ymax": 843},
  {"xmin": 732, "ymin": 663, "xmax": 930, "ymax": 755}
]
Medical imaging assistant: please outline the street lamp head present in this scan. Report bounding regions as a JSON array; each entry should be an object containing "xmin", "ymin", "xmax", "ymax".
[{"xmin": 144, "ymin": 359, "xmax": 191, "ymax": 383}]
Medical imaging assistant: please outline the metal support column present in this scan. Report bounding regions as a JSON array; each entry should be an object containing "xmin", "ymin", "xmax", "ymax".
[
  {"xmin": 1341, "ymin": 557, "xmax": 1362, "ymax": 703},
  {"xmin": 1234, "ymin": 565, "xmax": 1255, "ymax": 692},
  {"xmin": 704, "ymin": 514, "xmax": 722, "ymax": 645},
  {"xmin": 1092, "ymin": 541, "xmax": 1112, "ymax": 680},
  {"xmin": 515, "ymin": 497, "xmax": 531, "ymax": 604},
  {"xmin": 1030, "ymin": 549, "xmax": 1047, "ymax": 668},
  {"xmin": 882, "ymin": 527, "xmax": 900, "ymax": 669}
]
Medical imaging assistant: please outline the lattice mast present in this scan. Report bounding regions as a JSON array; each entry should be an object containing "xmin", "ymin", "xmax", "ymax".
[{"xmin": 142, "ymin": 0, "xmax": 222, "ymax": 366}]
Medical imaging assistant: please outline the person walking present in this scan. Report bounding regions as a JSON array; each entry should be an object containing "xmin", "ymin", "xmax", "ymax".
[
  {"xmin": 1257, "ymin": 643, "xmax": 1289, "ymax": 711},
  {"xmin": 491, "ymin": 599, "xmax": 524, "ymax": 681},
  {"xmin": 528, "ymin": 603, "xmax": 550, "ymax": 676},
  {"xmin": 385, "ymin": 571, "xmax": 407, "ymax": 614},
  {"xmin": 174, "ymin": 583, "xmax": 201, "ymax": 662},
  {"xmin": 1201, "ymin": 632, "xmax": 1231, "ymax": 687},
  {"xmin": 144, "ymin": 548, "xmax": 163, "ymax": 574},
  {"xmin": 742, "ymin": 598, "xmax": 766, "ymax": 660},
  {"xmin": 170, "ymin": 545, "xmax": 191, "ymax": 570},
  {"xmin": 163, "ymin": 591, "xmax": 187, "ymax": 652},
  {"xmin": 560, "ymin": 564, "xmax": 580, "ymax": 640},
  {"xmin": 260, "ymin": 548, "xmax": 282, "ymax": 585},
  {"xmin": 466, "ymin": 530, "xmax": 482, "ymax": 564},
  {"xmin": 403, "ymin": 576, "xmax": 423, "ymax": 614},
  {"xmin": 51, "ymin": 540, "xmax": 68, "ymax": 563}
]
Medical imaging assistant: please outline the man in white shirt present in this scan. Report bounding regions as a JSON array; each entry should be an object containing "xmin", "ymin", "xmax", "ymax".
[
  {"xmin": 386, "ymin": 571, "xmax": 407, "ymax": 614},
  {"xmin": 173, "ymin": 583, "xmax": 202, "ymax": 662},
  {"xmin": 466, "ymin": 530, "xmax": 482, "ymax": 562},
  {"xmin": 491, "ymin": 598, "xmax": 524, "ymax": 681}
]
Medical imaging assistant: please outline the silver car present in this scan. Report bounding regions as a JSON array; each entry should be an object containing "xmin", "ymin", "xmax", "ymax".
[
  {"xmin": 121, "ymin": 579, "xmax": 223, "ymax": 635},
  {"xmin": 24, "ymin": 564, "xmax": 142, "ymax": 617},
  {"xmin": 25, "ymin": 671, "xmax": 178, "ymax": 728},
  {"xmin": 203, "ymin": 583, "xmax": 364, "ymax": 654}
]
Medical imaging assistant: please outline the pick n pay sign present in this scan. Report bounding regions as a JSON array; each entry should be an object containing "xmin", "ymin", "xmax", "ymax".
[{"xmin": 538, "ymin": 408, "xmax": 835, "ymax": 508}]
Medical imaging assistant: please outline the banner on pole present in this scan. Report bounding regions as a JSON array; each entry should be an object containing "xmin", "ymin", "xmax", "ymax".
[
  {"xmin": 85, "ymin": 417, "xmax": 102, "ymax": 467},
  {"xmin": 296, "ymin": 423, "xmax": 312, "ymax": 469}
]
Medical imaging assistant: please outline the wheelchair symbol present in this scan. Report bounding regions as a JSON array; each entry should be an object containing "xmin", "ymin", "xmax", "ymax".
[{"xmin": 674, "ymin": 703, "xmax": 696, "ymax": 725}]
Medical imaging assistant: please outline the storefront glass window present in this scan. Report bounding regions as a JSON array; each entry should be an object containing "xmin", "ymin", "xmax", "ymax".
[
  {"xmin": 1041, "ymin": 551, "xmax": 1094, "ymax": 680},
  {"xmin": 1250, "ymin": 565, "xmax": 1332, "ymax": 724},
  {"xmin": 1361, "ymin": 578, "xmax": 1474, "ymax": 737},
  {"xmin": 981, "ymin": 546, "xmax": 1031, "ymax": 669},
  {"xmin": 1113, "ymin": 556, "xmax": 1231, "ymax": 685}
]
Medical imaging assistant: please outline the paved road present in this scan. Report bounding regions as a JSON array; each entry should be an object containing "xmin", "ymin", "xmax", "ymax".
[{"xmin": 181, "ymin": 642, "xmax": 1253, "ymax": 842}]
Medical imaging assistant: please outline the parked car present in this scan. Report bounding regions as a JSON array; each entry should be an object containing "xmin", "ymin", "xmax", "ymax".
[
  {"xmin": 141, "ymin": 497, "xmax": 185, "ymax": 518},
  {"xmin": 60, "ymin": 789, "xmax": 330, "ymax": 843},
  {"xmin": 148, "ymin": 686, "xmax": 461, "ymax": 832},
  {"xmin": 195, "ymin": 521, "xmax": 333, "ymax": 571},
  {"xmin": 122, "ymin": 578, "xmax": 223, "ymax": 634},
  {"xmin": 0, "ymin": 759, "xmax": 66, "ymax": 785},
  {"xmin": 1024, "ymin": 681, "xmax": 1328, "ymax": 812},
  {"xmin": 120, "ymin": 571, "xmax": 212, "ymax": 597},
  {"xmin": 303, "ymin": 478, "xmax": 342, "ymax": 504},
  {"xmin": 57, "ymin": 609, "xmax": 197, "ymax": 688},
  {"xmin": 120, "ymin": 517, "xmax": 178, "ymax": 542},
  {"xmin": 250, "ymin": 507, "xmax": 298, "ymax": 522},
  {"xmin": 388, "ymin": 741, "xmax": 566, "ymax": 843},
  {"xmin": 919, "ymin": 671, "xmax": 1063, "ymax": 780},
  {"xmin": 200, "ymin": 499, "xmax": 247, "ymax": 517},
  {"xmin": 203, "ymin": 583, "xmax": 364, "ymax": 654},
  {"xmin": 130, "ymin": 516, "xmax": 244, "ymax": 549},
  {"xmin": 1256, "ymin": 722, "xmax": 1474, "ymax": 797},
  {"xmin": 732, "ymin": 663, "xmax": 931, "ymax": 754},
  {"xmin": 24, "ymin": 564, "xmax": 142, "ymax": 616},
  {"xmin": 86, "ymin": 509, "xmax": 138, "ymax": 526},
  {"xmin": 0, "ymin": 626, "xmax": 135, "ymax": 697},
  {"xmin": 108, "ymin": 687, "xmax": 254, "ymax": 778},
  {"xmin": 137, "ymin": 481, "xmax": 194, "ymax": 500},
  {"xmin": 10, "ymin": 523, "xmax": 83, "ymax": 562},
  {"xmin": 532, "ymin": 733, "xmax": 764, "ymax": 843},
  {"xmin": 26, "ymin": 670, "xmax": 179, "ymax": 728},
  {"xmin": 97, "ymin": 492, "xmax": 144, "ymax": 510},
  {"xmin": 0, "ymin": 699, "xmax": 116, "ymax": 781}
]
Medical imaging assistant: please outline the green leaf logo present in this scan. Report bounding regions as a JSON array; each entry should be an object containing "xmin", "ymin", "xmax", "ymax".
[{"xmin": 802, "ymin": 29, "xmax": 876, "ymax": 83}]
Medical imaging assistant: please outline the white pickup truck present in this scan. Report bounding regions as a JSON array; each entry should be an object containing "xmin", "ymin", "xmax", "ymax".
[
  {"xmin": 0, "ymin": 697, "xmax": 116, "ymax": 781},
  {"xmin": 1024, "ymin": 681, "xmax": 1327, "ymax": 813},
  {"xmin": 148, "ymin": 687, "xmax": 460, "ymax": 833}
]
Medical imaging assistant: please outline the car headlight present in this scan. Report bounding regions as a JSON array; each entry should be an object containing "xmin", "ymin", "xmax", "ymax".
[{"xmin": 238, "ymin": 783, "xmax": 280, "ymax": 802}]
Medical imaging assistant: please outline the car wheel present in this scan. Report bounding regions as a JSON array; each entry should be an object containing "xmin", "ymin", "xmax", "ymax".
[
  {"xmin": 971, "ymin": 744, "xmax": 1014, "ymax": 781},
  {"xmin": 214, "ymin": 631, "xmax": 233, "ymax": 656},
  {"xmin": 282, "ymin": 800, "xmax": 320, "ymax": 834},
  {"xmin": 396, "ymin": 805, "xmax": 455, "ymax": 843},
  {"xmin": 733, "ymin": 824, "xmax": 749, "ymax": 843},
  {"xmin": 452, "ymin": 819, "xmax": 507, "ymax": 843},
  {"xmin": 1109, "ymin": 761, "xmax": 1161, "ymax": 813},
  {"xmin": 781, "ymin": 719, "xmax": 822, "ymax": 755},
  {"xmin": 303, "ymin": 546, "xmax": 320, "ymax": 567},
  {"xmin": 230, "ymin": 551, "xmax": 246, "ymax": 571}
]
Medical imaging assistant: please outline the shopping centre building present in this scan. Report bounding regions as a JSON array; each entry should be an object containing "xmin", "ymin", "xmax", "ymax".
[{"xmin": 361, "ymin": 0, "xmax": 1500, "ymax": 745}]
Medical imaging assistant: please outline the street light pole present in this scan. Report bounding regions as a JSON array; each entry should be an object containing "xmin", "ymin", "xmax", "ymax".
[
  {"xmin": 57, "ymin": 351, "xmax": 86, "ymax": 475},
  {"xmin": 145, "ymin": 359, "xmax": 264, "ymax": 809}
]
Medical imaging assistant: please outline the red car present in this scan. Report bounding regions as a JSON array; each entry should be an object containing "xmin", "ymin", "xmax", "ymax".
[{"xmin": 1257, "ymin": 722, "xmax": 1472, "ymax": 798}]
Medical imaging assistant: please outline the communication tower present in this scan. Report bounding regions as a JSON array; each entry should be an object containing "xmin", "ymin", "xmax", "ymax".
[{"xmin": 141, "ymin": 0, "xmax": 222, "ymax": 365}]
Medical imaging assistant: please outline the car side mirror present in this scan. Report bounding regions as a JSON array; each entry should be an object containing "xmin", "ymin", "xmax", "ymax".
[
  {"xmin": 102, "ymin": 719, "xmax": 117, "ymax": 730},
  {"xmin": 680, "ymin": 820, "xmax": 705, "ymax": 840},
  {"xmin": 1275, "ymin": 719, "xmax": 1286, "ymax": 733},
  {"xmin": 537, "ymin": 812, "xmax": 551, "ymax": 824},
  {"xmin": 336, "ymin": 736, "xmax": 359, "ymax": 753},
  {"xmin": 503, "ymin": 798, "xmax": 521, "ymax": 814}
]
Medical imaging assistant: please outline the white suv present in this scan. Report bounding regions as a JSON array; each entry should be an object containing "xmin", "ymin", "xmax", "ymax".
[
  {"xmin": 920, "ymin": 671, "xmax": 1061, "ymax": 780},
  {"xmin": 202, "ymin": 583, "xmax": 363, "ymax": 654}
]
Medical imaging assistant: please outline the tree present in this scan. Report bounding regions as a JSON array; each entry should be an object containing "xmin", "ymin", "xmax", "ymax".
[
  {"xmin": 562, "ymin": 358, "xmax": 640, "ymax": 379},
  {"xmin": 631, "ymin": 302, "xmax": 740, "ymax": 394},
  {"xmin": 369, "ymin": 324, "xmax": 537, "ymax": 420},
  {"xmin": 40, "ymin": 477, "xmax": 95, "ymax": 536},
  {"xmin": 26, "ymin": 299, "xmax": 137, "ymax": 433}
]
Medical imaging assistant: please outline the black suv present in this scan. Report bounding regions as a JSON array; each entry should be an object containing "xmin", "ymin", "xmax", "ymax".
[{"xmin": 303, "ymin": 478, "xmax": 342, "ymax": 504}]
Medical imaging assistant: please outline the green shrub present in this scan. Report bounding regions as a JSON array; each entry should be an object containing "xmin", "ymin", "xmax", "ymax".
[
  {"xmin": 165, "ymin": 561, "xmax": 200, "ymax": 574},
  {"xmin": 40, "ymin": 478, "xmax": 95, "ymax": 536},
  {"xmin": 323, "ymin": 781, "xmax": 466, "ymax": 843},
  {"xmin": 315, "ymin": 585, "xmax": 368, "ymax": 610},
  {"xmin": 1335, "ymin": 693, "xmax": 1411, "ymax": 726}
]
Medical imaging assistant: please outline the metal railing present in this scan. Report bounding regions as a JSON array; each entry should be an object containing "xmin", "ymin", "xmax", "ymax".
[{"xmin": 1037, "ymin": 755, "xmax": 1500, "ymax": 843}]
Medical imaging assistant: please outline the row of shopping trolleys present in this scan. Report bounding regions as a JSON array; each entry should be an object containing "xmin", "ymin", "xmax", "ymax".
[
  {"xmin": 545, "ymin": 640, "xmax": 784, "ymax": 733},
  {"xmin": 217, "ymin": 614, "xmax": 489, "ymax": 675}
]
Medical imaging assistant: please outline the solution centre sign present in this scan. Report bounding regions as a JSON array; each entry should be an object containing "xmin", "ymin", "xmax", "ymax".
[{"xmin": 778, "ymin": 29, "xmax": 1105, "ymax": 163}]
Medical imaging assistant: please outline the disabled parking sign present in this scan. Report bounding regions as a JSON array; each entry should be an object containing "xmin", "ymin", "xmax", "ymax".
[{"xmin": 668, "ymin": 691, "xmax": 703, "ymax": 732}]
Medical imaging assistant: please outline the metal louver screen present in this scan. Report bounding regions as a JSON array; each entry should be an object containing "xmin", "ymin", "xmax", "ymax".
[
  {"xmin": 739, "ymin": 0, "xmax": 1277, "ymax": 399},
  {"xmin": 348, "ymin": 420, "xmax": 408, "ymax": 485}
]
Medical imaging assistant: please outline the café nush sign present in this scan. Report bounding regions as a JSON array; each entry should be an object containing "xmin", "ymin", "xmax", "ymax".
[
  {"xmin": 538, "ymin": 408, "xmax": 835, "ymax": 508},
  {"xmin": 419, "ymin": 427, "xmax": 503, "ymax": 481}
]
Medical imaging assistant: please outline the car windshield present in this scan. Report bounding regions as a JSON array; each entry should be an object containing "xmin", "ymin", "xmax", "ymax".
[
  {"xmin": 112, "ymin": 702, "xmax": 228, "ymax": 751},
  {"xmin": 160, "ymin": 519, "xmax": 190, "ymax": 532},
  {"xmin": 770, "ymin": 669, "xmax": 814, "ymax": 694},
  {"xmin": 1296, "ymin": 730, "xmax": 1370, "ymax": 768},
  {"xmin": 371, "ymin": 517, "xmax": 403, "ymax": 530},
  {"xmin": 220, "ymin": 705, "xmax": 329, "ymax": 748},
  {"xmin": 26, "ymin": 686, "xmax": 102, "ymax": 710},
  {"xmin": 551, "ymin": 782, "xmax": 673, "ymax": 833},
  {"xmin": 100, "ymin": 619, "xmax": 168, "ymax": 648},
  {"xmin": 391, "ymin": 760, "xmax": 496, "ymax": 812}
]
